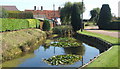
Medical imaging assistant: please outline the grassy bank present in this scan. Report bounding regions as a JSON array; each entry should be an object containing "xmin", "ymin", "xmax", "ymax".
[
  {"xmin": 78, "ymin": 30, "xmax": 119, "ymax": 67},
  {"xmin": 1, "ymin": 29, "xmax": 46, "ymax": 62}
]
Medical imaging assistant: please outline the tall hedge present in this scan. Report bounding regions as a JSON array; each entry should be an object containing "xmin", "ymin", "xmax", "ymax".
[
  {"xmin": 71, "ymin": 4, "xmax": 81, "ymax": 32},
  {"xmin": 1, "ymin": 18, "xmax": 29, "ymax": 31},
  {"xmin": 35, "ymin": 19, "xmax": 40, "ymax": 28},
  {"xmin": 7, "ymin": 11, "xmax": 33, "ymax": 19},
  {"xmin": 42, "ymin": 20, "xmax": 50, "ymax": 31},
  {"xmin": 0, "ymin": 18, "xmax": 40, "ymax": 32},
  {"xmin": 97, "ymin": 4, "xmax": 112, "ymax": 29}
]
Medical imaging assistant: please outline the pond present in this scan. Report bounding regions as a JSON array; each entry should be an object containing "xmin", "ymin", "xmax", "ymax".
[{"xmin": 2, "ymin": 38, "xmax": 100, "ymax": 68}]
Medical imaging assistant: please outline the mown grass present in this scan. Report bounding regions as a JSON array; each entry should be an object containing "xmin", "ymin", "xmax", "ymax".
[
  {"xmin": 78, "ymin": 30, "xmax": 119, "ymax": 44},
  {"xmin": 78, "ymin": 30, "xmax": 119, "ymax": 67},
  {"xmin": 104, "ymin": 30, "xmax": 120, "ymax": 32}
]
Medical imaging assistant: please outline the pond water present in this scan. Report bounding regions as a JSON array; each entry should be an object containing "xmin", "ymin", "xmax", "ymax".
[{"xmin": 2, "ymin": 41, "xmax": 100, "ymax": 68}]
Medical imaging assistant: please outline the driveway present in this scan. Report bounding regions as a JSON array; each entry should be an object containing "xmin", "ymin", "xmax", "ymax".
[{"xmin": 84, "ymin": 26, "xmax": 119, "ymax": 38}]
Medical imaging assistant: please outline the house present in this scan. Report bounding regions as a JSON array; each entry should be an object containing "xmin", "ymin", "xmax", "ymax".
[
  {"xmin": 0, "ymin": 5, "xmax": 19, "ymax": 11},
  {"xmin": 25, "ymin": 6, "xmax": 60, "ymax": 19}
]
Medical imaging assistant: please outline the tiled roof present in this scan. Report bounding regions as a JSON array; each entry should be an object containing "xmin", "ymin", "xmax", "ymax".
[
  {"xmin": 25, "ymin": 10, "xmax": 60, "ymax": 19},
  {"xmin": 0, "ymin": 5, "xmax": 19, "ymax": 11}
]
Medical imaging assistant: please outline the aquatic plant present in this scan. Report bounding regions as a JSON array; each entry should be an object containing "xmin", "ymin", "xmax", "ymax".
[
  {"xmin": 50, "ymin": 42, "xmax": 81, "ymax": 47},
  {"xmin": 43, "ymin": 54, "xmax": 82, "ymax": 65}
]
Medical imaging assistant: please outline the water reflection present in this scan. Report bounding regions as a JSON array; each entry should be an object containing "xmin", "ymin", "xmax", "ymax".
[
  {"xmin": 2, "ymin": 41, "xmax": 100, "ymax": 67},
  {"xmin": 63, "ymin": 46, "xmax": 85, "ymax": 56}
]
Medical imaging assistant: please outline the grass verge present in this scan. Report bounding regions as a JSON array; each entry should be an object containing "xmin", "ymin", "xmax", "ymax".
[{"xmin": 78, "ymin": 30, "xmax": 119, "ymax": 67}]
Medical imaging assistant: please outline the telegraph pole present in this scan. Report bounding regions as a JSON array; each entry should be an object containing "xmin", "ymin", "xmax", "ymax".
[
  {"xmin": 53, "ymin": 4, "xmax": 56, "ymax": 27},
  {"xmin": 81, "ymin": 0, "xmax": 84, "ymax": 32}
]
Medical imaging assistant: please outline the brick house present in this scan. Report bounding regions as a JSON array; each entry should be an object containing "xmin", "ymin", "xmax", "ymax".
[{"xmin": 25, "ymin": 6, "xmax": 60, "ymax": 19}]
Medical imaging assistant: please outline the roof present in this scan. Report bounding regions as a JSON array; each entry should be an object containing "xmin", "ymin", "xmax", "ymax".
[
  {"xmin": 25, "ymin": 10, "xmax": 60, "ymax": 19},
  {"xmin": 0, "ymin": 5, "xmax": 19, "ymax": 11}
]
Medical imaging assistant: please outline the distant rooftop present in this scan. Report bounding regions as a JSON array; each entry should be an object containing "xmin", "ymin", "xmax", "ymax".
[{"xmin": 0, "ymin": 5, "xmax": 19, "ymax": 11}]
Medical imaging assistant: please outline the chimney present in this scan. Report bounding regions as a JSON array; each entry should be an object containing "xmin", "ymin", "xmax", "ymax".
[
  {"xmin": 41, "ymin": 6, "xmax": 43, "ymax": 11},
  {"xmin": 58, "ymin": 7, "xmax": 61, "ymax": 11},
  {"xmin": 34, "ymin": 6, "xmax": 36, "ymax": 10}
]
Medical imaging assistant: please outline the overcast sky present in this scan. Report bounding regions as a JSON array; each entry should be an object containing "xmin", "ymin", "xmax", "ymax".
[{"xmin": 0, "ymin": 0, "xmax": 119, "ymax": 19}]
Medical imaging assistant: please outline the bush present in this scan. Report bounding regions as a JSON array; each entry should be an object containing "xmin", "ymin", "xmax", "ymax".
[
  {"xmin": 0, "ymin": 18, "xmax": 40, "ymax": 32},
  {"xmin": 71, "ymin": 4, "xmax": 81, "ymax": 32},
  {"xmin": 7, "ymin": 11, "xmax": 33, "ymax": 19},
  {"xmin": 27, "ymin": 19, "xmax": 36, "ymax": 28},
  {"xmin": 107, "ymin": 22, "xmax": 120, "ymax": 30},
  {"xmin": 35, "ymin": 19, "xmax": 40, "ymax": 29},
  {"xmin": 42, "ymin": 20, "xmax": 50, "ymax": 31},
  {"xmin": 52, "ymin": 25, "xmax": 73, "ymax": 36},
  {"xmin": 97, "ymin": 4, "xmax": 112, "ymax": 29},
  {"xmin": 1, "ymin": 18, "xmax": 29, "ymax": 32}
]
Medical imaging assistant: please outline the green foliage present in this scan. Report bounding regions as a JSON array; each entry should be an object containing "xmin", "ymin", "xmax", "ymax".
[
  {"xmin": 52, "ymin": 25, "xmax": 73, "ymax": 35},
  {"xmin": 1, "ymin": 18, "xmax": 29, "ymax": 32},
  {"xmin": 97, "ymin": 4, "xmax": 112, "ymax": 29},
  {"xmin": 27, "ymin": 19, "xmax": 36, "ymax": 28},
  {"xmin": 7, "ymin": 11, "xmax": 33, "ymax": 19},
  {"xmin": 71, "ymin": 4, "xmax": 81, "ymax": 32},
  {"xmin": 60, "ymin": 2, "xmax": 85, "ymax": 25},
  {"xmin": 46, "ymin": 37, "xmax": 81, "ymax": 47},
  {"xmin": 35, "ymin": 19, "xmax": 40, "ymax": 28},
  {"xmin": 56, "ymin": 37, "xmax": 77, "ymax": 42},
  {"xmin": 90, "ymin": 7, "xmax": 100, "ymax": 23},
  {"xmin": 49, "ymin": 42, "xmax": 81, "ymax": 47},
  {"xmin": 43, "ymin": 54, "xmax": 82, "ymax": 65},
  {"xmin": 0, "ymin": 8, "xmax": 8, "ymax": 18},
  {"xmin": 0, "ymin": 18, "xmax": 40, "ymax": 32},
  {"xmin": 42, "ymin": 20, "xmax": 50, "ymax": 31}
]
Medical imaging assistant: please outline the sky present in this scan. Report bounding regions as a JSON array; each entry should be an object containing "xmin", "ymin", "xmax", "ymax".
[{"xmin": 0, "ymin": 0, "xmax": 119, "ymax": 19}]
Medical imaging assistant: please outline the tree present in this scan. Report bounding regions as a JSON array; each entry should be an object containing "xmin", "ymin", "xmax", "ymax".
[
  {"xmin": 42, "ymin": 20, "xmax": 50, "ymax": 31},
  {"xmin": 97, "ymin": 4, "xmax": 112, "ymax": 29},
  {"xmin": 0, "ymin": 8, "xmax": 8, "ymax": 18},
  {"xmin": 60, "ymin": 2, "xmax": 72, "ymax": 25},
  {"xmin": 71, "ymin": 4, "xmax": 81, "ymax": 32},
  {"xmin": 60, "ymin": 2, "xmax": 84, "ymax": 25},
  {"xmin": 90, "ymin": 8, "xmax": 100, "ymax": 24}
]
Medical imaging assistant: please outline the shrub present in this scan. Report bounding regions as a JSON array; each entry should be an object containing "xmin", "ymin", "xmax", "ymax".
[
  {"xmin": 7, "ymin": 11, "xmax": 33, "ymax": 19},
  {"xmin": 1, "ymin": 18, "xmax": 29, "ymax": 32},
  {"xmin": 42, "ymin": 20, "xmax": 50, "ymax": 31},
  {"xmin": 71, "ymin": 4, "xmax": 81, "ymax": 32},
  {"xmin": 52, "ymin": 25, "xmax": 73, "ymax": 36},
  {"xmin": 0, "ymin": 18, "xmax": 40, "ymax": 32},
  {"xmin": 97, "ymin": 4, "xmax": 112, "ymax": 29},
  {"xmin": 35, "ymin": 19, "xmax": 40, "ymax": 29},
  {"xmin": 27, "ymin": 19, "xmax": 36, "ymax": 28}
]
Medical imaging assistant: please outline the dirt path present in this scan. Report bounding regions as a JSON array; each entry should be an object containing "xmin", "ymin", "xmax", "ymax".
[{"xmin": 84, "ymin": 26, "xmax": 119, "ymax": 38}]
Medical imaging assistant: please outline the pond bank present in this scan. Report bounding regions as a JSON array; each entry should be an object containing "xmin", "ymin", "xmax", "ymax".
[
  {"xmin": 78, "ymin": 30, "xmax": 119, "ymax": 68},
  {"xmin": 1, "ymin": 29, "xmax": 46, "ymax": 62},
  {"xmin": 74, "ymin": 33, "xmax": 112, "ymax": 53}
]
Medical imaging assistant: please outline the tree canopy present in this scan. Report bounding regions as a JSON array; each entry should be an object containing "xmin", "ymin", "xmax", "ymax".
[
  {"xmin": 71, "ymin": 4, "xmax": 81, "ymax": 32},
  {"xmin": 97, "ymin": 4, "xmax": 112, "ymax": 29},
  {"xmin": 60, "ymin": 2, "xmax": 85, "ymax": 25},
  {"xmin": 90, "ymin": 7, "xmax": 100, "ymax": 23}
]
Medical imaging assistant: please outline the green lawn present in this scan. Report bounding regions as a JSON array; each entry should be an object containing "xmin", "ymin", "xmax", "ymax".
[
  {"xmin": 104, "ymin": 30, "xmax": 120, "ymax": 32},
  {"xmin": 78, "ymin": 30, "xmax": 119, "ymax": 67}
]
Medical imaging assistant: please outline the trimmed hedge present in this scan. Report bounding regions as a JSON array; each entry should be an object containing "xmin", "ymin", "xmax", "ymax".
[
  {"xmin": 7, "ymin": 11, "xmax": 33, "ymax": 19},
  {"xmin": 0, "ymin": 18, "xmax": 40, "ymax": 32},
  {"xmin": 98, "ymin": 21, "xmax": 120, "ymax": 30},
  {"xmin": 27, "ymin": 19, "xmax": 36, "ymax": 28}
]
